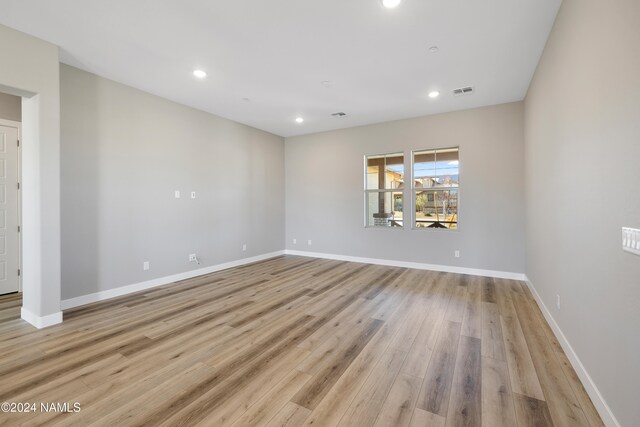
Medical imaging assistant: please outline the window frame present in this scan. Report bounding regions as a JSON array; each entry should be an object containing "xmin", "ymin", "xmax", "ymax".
[
  {"xmin": 363, "ymin": 151, "xmax": 406, "ymax": 229},
  {"xmin": 411, "ymin": 146, "xmax": 461, "ymax": 232}
]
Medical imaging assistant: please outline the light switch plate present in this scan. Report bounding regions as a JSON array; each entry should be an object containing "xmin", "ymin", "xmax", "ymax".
[{"xmin": 622, "ymin": 227, "xmax": 640, "ymax": 255}]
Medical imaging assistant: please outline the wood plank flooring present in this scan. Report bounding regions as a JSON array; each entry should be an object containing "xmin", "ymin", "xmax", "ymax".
[{"xmin": 0, "ymin": 256, "xmax": 603, "ymax": 426}]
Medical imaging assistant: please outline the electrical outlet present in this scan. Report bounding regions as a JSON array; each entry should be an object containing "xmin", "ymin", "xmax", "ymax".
[
  {"xmin": 242, "ymin": 244, "xmax": 247, "ymax": 251},
  {"xmin": 293, "ymin": 238, "xmax": 297, "ymax": 244},
  {"xmin": 174, "ymin": 190, "xmax": 181, "ymax": 199},
  {"xmin": 189, "ymin": 254, "xmax": 197, "ymax": 262},
  {"xmin": 191, "ymin": 191, "xmax": 196, "ymax": 199},
  {"xmin": 454, "ymin": 250, "xmax": 460, "ymax": 258},
  {"xmin": 143, "ymin": 261, "xmax": 150, "ymax": 271},
  {"xmin": 307, "ymin": 239, "xmax": 312, "ymax": 246},
  {"xmin": 556, "ymin": 294, "xmax": 561, "ymax": 310}
]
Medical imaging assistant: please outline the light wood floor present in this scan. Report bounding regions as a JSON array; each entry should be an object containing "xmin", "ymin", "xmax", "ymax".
[{"xmin": 0, "ymin": 256, "xmax": 603, "ymax": 426}]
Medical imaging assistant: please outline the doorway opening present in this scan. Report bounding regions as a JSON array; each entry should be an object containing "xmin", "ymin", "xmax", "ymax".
[{"xmin": 0, "ymin": 91, "xmax": 22, "ymax": 298}]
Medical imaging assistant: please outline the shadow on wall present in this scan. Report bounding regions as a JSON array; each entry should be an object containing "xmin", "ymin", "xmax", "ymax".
[{"xmin": 0, "ymin": 92, "xmax": 22, "ymax": 122}]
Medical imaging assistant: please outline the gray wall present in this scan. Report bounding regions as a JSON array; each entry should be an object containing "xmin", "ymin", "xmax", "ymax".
[
  {"xmin": 0, "ymin": 23, "xmax": 61, "ymax": 320},
  {"xmin": 60, "ymin": 64, "xmax": 285, "ymax": 300},
  {"xmin": 285, "ymin": 102, "xmax": 525, "ymax": 274},
  {"xmin": 0, "ymin": 92, "xmax": 21, "ymax": 121},
  {"xmin": 525, "ymin": 0, "xmax": 640, "ymax": 425}
]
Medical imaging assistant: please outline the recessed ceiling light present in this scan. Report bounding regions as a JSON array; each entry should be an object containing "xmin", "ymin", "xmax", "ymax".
[
  {"xmin": 428, "ymin": 91, "xmax": 440, "ymax": 99},
  {"xmin": 295, "ymin": 117, "xmax": 304, "ymax": 124},
  {"xmin": 382, "ymin": 0, "xmax": 402, "ymax": 9},
  {"xmin": 428, "ymin": 46, "xmax": 439, "ymax": 53},
  {"xmin": 193, "ymin": 69, "xmax": 207, "ymax": 79}
]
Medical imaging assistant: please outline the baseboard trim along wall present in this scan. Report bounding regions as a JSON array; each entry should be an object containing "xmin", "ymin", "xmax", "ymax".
[
  {"xmin": 285, "ymin": 249, "xmax": 526, "ymax": 281},
  {"xmin": 524, "ymin": 277, "xmax": 620, "ymax": 427},
  {"xmin": 60, "ymin": 246, "xmax": 528, "ymax": 308},
  {"xmin": 61, "ymin": 248, "xmax": 525, "ymax": 312},
  {"xmin": 21, "ymin": 307, "xmax": 64, "ymax": 329},
  {"xmin": 60, "ymin": 250, "xmax": 286, "ymax": 310}
]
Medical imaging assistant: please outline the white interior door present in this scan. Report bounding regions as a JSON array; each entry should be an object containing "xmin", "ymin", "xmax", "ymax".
[{"xmin": 0, "ymin": 124, "xmax": 19, "ymax": 295}]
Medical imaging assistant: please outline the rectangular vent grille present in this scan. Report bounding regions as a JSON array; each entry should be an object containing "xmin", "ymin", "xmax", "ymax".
[{"xmin": 453, "ymin": 86, "xmax": 474, "ymax": 96}]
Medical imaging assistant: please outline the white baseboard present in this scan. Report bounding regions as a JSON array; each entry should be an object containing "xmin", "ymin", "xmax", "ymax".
[
  {"xmin": 21, "ymin": 307, "xmax": 63, "ymax": 329},
  {"xmin": 61, "ymin": 251, "xmax": 285, "ymax": 310},
  {"xmin": 60, "ymin": 249, "xmax": 522, "ymax": 311},
  {"xmin": 523, "ymin": 276, "xmax": 620, "ymax": 427},
  {"xmin": 284, "ymin": 249, "xmax": 526, "ymax": 281}
]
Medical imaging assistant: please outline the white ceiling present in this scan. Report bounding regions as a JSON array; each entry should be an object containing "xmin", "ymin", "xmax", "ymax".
[{"xmin": 0, "ymin": 0, "xmax": 561, "ymax": 137}]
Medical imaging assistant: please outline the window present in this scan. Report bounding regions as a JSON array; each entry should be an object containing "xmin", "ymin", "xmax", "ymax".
[
  {"xmin": 365, "ymin": 152, "xmax": 404, "ymax": 227},
  {"xmin": 413, "ymin": 147, "xmax": 459, "ymax": 229}
]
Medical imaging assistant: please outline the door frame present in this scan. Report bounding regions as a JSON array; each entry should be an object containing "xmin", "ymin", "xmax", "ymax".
[{"xmin": 0, "ymin": 118, "xmax": 22, "ymax": 293}]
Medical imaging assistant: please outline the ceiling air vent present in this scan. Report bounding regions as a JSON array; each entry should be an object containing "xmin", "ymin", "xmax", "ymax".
[
  {"xmin": 331, "ymin": 112, "xmax": 347, "ymax": 117},
  {"xmin": 453, "ymin": 86, "xmax": 474, "ymax": 96}
]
